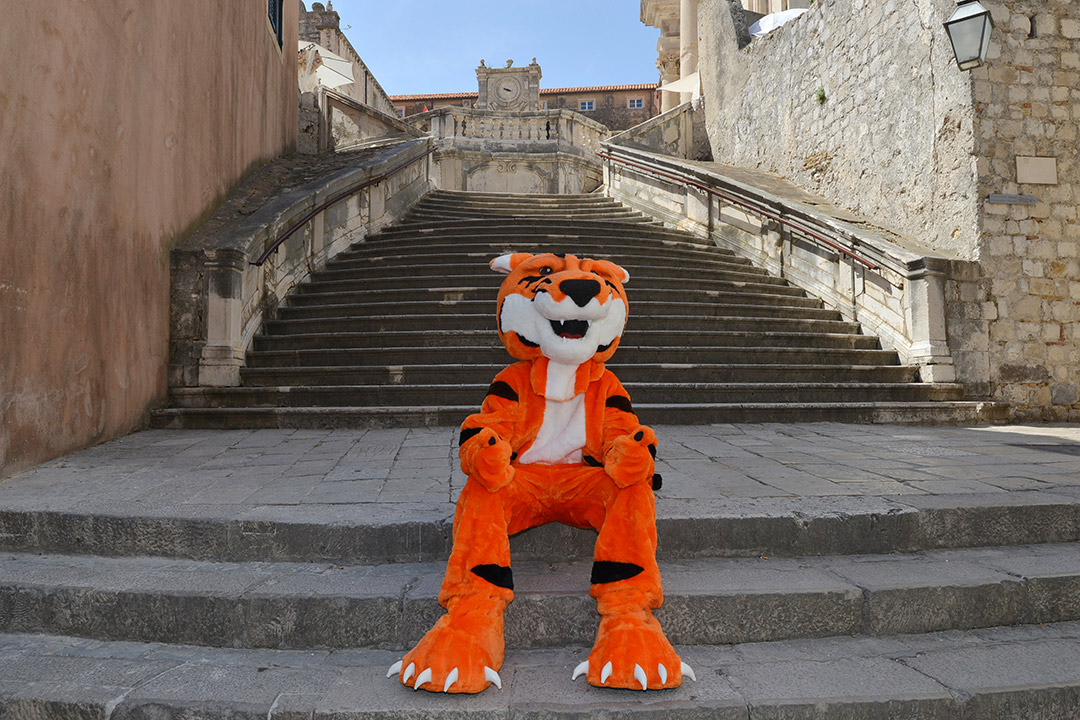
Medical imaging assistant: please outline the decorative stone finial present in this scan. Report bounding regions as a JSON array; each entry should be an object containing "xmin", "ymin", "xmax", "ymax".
[
  {"xmin": 530, "ymin": 57, "xmax": 538, "ymax": 65},
  {"xmin": 506, "ymin": 59, "xmax": 513, "ymax": 68},
  {"xmin": 479, "ymin": 59, "xmax": 486, "ymax": 67}
]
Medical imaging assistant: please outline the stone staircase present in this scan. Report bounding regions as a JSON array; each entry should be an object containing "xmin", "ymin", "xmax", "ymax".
[
  {"xmin": 1, "ymin": 427, "xmax": 1079, "ymax": 717},
  {"xmin": 155, "ymin": 190, "xmax": 1002, "ymax": 428}
]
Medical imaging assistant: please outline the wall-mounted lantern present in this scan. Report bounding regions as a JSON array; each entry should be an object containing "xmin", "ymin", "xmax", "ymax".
[{"xmin": 943, "ymin": 0, "xmax": 994, "ymax": 71}]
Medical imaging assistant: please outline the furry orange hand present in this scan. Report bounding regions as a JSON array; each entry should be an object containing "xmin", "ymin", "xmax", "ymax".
[
  {"xmin": 460, "ymin": 428, "xmax": 515, "ymax": 492},
  {"xmin": 603, "ymin": 425, "xmax": 657, "ymax": 488}
]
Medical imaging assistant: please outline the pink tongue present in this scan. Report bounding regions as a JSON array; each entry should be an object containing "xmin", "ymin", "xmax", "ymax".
[{"xmin": 560, "ymin": 333, "xmax": 583, "ymax": 339}]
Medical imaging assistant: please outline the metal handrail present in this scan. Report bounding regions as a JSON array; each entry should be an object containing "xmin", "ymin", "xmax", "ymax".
[
  {"xmin": 597, "ymin": 150, "xmax": 880, "ymax": 271},
  {"xmin": 250, "ymin": 146, "xmax": 435, "ymax": 266}
]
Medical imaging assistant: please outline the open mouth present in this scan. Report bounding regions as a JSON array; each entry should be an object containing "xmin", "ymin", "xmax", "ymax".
[{"xmin": 550, "ymin": 319, "xmax": 590, "ymax": 339}]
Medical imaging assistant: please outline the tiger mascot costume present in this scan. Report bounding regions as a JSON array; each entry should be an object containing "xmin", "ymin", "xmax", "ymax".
[{"xmin": 387, "ymin": 252, "xmax": 694, "ymax": 693}]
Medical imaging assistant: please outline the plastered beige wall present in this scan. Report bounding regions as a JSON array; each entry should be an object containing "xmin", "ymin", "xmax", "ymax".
[{"xmin": 0, "ymin": 2, "xmax": 298, "ymax": 478}]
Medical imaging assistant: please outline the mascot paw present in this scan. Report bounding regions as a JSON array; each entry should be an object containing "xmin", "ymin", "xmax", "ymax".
[
  {"xmin": 604, "ymin": 426, "xmax": 657, "ymax": 488},
  {"xmin": 461, "ymin": 428, "xmax": 514, "ymax": 492},
  {"xmin": 388, "ymin": 614, "xmax": 504, "ymax": 693},
  {"xmin": 573, "ymin": 612, "xmax": 692, "ymax": 690}
]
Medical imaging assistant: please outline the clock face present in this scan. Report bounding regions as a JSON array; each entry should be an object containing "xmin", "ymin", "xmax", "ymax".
[{"xmin": 494, "ymin": 76, "xmax": 524, "ymax": 105}]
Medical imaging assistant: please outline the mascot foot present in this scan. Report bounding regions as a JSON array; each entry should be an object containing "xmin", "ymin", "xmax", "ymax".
[
  {"xmin": 574, "ymin": 612, "xmax": 693, "ymax": 690},
  {"xmin": 387, "ymin": 607, "xmax": 505, "ymax": 693}
]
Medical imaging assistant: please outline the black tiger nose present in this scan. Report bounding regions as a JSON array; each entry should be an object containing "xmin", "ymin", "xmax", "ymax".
[{"xmin": 560, "ymin": 279, "xmax": 601, "ymax": 307}]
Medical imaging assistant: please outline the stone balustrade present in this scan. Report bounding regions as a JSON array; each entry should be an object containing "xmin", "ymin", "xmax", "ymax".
[
  {"xmin": 601, "ymin": 143, "xmax": 973, "ymax": 383},
  {"xmin": 169, "ymin": 139, "xmax": 434, "ymax": 388},
  {"xmin": 407, "ymin": 107, "xmax": 609, "ymax": 194}
]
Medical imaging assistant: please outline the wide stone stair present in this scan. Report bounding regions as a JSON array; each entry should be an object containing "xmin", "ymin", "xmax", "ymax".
[
  {"xmin": 155, "ymin": 190, "xmax": 1001, "ymax": 428},
  {"xmin": 1, "ymin": 452, "xmax": 1079, "ymax": 718}
]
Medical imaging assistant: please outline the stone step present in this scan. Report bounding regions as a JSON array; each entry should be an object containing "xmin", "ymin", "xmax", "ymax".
[
  {"xmin": 151, "ymin": 401, "xmax": 1006, "ymax": 430},
  {"xmin": 239, "ymin": 364, "xmax": 919, "ymax": 387},
  {"xmin": 278, "ymin": 296, "xmax": 829, "ymax": 323},
  {"xmin": 6, "ymin": 623, "xmax": 1080, "ymax": 718},
  {"xmin": 426, "ymin": 191, "xmax": 621, "ymax": 206},
  {"xmin": 168, "ymin": 383, "xmax": 966, "ymax": 410},
  {"xmin": 275, "ymin": 299, "xmax": 844, "ymax": 322},
  {"xmin": 286, "ymin": 286, "xmax": 812, "ymax": 310},
  {"xmin": 262, "ymin": 313, "xmax": 862, "ymax": 336},
  {"xmin": 372, "ymin": 218, "xmax": 705, "ymax": 243},
  {"xmin": 325, "ymin": 251, "xmax": 763, "ymax": 278},
  {"xmin": 303, "ymin": 268, "xmax": 789, "ymax": 292},
  {"xmin": 345, "ymin": 234, "xmax": 743, "ymax": 262},
  {"xmin": 3, "ymin": 543, "xmax": 1079, "ymax": 651},
  {"xmin": 405, "ymin": 205, "xmax": 646, "ymax": 219},
  {"xmin": 315, "ymin": 258, "xmax": 761, "ymax": 282},
  {"xmin": 251, "ymin": 329, "xmax": 880, "ymax": 353},
  {"xmin": 245, "ymin": 345, "xmax": 900, "ymax": 368},
  {"xmin": 418, "ymin": 195, "xmax": 624, "ymax": 209},
  {"xmin": 5, "ymin": 462, "xmax": 1072, "ymax": 564},
  {"xmin": 433, "ymin": 189, "xmax": 610, "ymax": 202}
]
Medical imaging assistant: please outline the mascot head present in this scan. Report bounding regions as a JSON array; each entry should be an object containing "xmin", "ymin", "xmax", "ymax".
[{"xmin": 491, "ymin": 252, "xmax": 630, "ymax": 365}]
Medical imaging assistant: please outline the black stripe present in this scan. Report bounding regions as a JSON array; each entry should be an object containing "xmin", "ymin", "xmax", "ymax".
[
  {"xmin": 597, "ymin": 341, "xmax": 613, "ymax": 353},
  {"xmin": 652, "ymin": 473, "xmax": 663, "ymax": 490},
  {"xmin": 516, "ymin": 333, "xmax": 540, "ymax": 348},
  {"xmin": 583, "ymin": 455, "xmax": 603, "ymax": 467},
  {"xmin": 459, "ymin": 427, "xmax": 482, "ymax": 446},
  {"xmin": 471, "ymin": 564, "xmax": 514, "ymax": 590},
  {"xmin": 591, "ymin": 561, "xmax": 644, "ymax": 585},
  {"xmin": 486, "ymin": 381, "xmax": 519, "ymax": 403},
  {"xmin": 605, "ymin": 395, "xmax": 633, "ymax": 413},
  {"xmin": 648, "ymin": 443, "xmax": 657, "ymax": 458}
]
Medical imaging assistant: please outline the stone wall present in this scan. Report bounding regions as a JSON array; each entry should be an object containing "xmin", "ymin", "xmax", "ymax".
[
  {"xmin": 965, "ymin": 0, "xmax": 1079, "ymax": 419},
  {"xmin": 0, "ymin": 2, "xmax": 298, "ymax": 478},
  {"xmin": 697, "ymin": 0, "xmax": 1079, "ymax": 419},
  {"xmin": 299, "ymin": 1, "xmax": 398, "ymax": 117},
  {"xmin": 699, "ymin": 0, "xmax": 979, "ymax": 260}
]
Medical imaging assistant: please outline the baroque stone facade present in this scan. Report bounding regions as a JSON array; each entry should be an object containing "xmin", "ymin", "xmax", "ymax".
[
  {"xmin": 391, "ymin": 84, "xmax": 659, "ymax": 133},
  {"xmin": 693, "ymin": 0, "xmax": 1079, "ymax": 419}
]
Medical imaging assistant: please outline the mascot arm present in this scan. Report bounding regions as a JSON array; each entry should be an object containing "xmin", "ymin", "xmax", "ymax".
[
  {"xmin": 458, "ymin": 373, "xmax": 522, "ymax": 492},
  {"xmin": 599, "ymin": 375, "xmax": 657, "ymax": 488}
]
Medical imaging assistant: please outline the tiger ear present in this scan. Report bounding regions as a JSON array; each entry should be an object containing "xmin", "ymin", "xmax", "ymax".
[
  {"xmin": 590, "ymin": 259, "xmax": 631, "ymax": 284},
  {"xmin": 490, "ymin": 253, "xmax": 533, "ymax": 274}
]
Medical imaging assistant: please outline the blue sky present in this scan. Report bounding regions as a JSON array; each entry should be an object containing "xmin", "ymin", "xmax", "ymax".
[{"xmin": 328, "ymin": 1, "xmax": 662, "ymax": 95}]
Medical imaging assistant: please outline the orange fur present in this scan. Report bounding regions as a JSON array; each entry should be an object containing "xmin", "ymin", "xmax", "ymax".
[{"xmin": 393, "ymin": 254, "xmax": 684, "ymax": 693}]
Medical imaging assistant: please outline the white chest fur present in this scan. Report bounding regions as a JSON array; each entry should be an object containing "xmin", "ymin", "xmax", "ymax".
[{"xmin": 517, "ymin": 361, "xmax": 587, "ymax": 465}]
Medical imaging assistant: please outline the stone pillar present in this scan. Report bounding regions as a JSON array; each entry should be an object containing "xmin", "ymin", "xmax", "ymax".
[
  {"xmin": 657, "ymin": 49, "xmax": 681, "ymax": 113},
  {"xmin": 679, "ymin": 0, "xmax": 699, "ymax": 105},
  {"xmin": 198, "ymin": 247, "xmax": 247, "ymax": 387},
  {"xmin": 905, "ymin": 258, "xmax": 956, "ymax": 383}
]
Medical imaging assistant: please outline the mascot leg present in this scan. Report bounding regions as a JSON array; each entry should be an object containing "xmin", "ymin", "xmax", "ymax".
[
  {"xmin": 390, "ymin": 477, "xmax": 515, "ymax": 693},
  {"xmin": 579, "ymin": 480, "xmax": 691, "ymax": 690}
]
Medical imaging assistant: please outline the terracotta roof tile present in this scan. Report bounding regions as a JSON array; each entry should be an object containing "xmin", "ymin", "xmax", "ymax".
[{"xmin": 389, "ymin": 83, "xmax": 658, "ymax": 102}]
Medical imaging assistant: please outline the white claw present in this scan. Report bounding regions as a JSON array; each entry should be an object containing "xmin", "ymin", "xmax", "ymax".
[
  {"xmin": 658, "ymin": 663, "xmax": 668, "ymax": 685},
  {"xmin": 443, "ymin": 667, "xmax": 459, "ymax": 692},
  {"xmin": 681, "ymin": 662, "xmax": 697, "ymax": 682},
  {"xmin": 484, "ymin": 666, "xmax": 502, "ymax": 690},
  {"xmin": 600, "ymin": 661, "xmax": 613, "ymax": 685},
  {"xmin": 387, "ymin": 660, "xmax": 403, "ymax": 679},
  {"xmin": 402, "ymin": 662, "xmax": 416, "ymax": 684},
  {"xmin": 413, "ymin": 667, "xmax": 432, "ymax": 690},
  {"xmin": 633, "ymin": 664, "xmax": 648, "ymax": 691},
  {"xmin": 571, "ymin": 660, "xmax": 589, "ymax": 681}
]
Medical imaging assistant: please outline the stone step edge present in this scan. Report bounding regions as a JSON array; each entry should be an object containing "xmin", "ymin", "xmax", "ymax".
[
  {"xmin": 2, "ymin": 543, "xmax": 1078, "ymax": 650},
  {"xmin": 166, "ymin": 382, "xmax": 964, "ymax": 397},
  {"xmin": 2, "ymin": 623, "xmax": 1079, "ymax": 719},
  {"xmin": 2, "ymin": 484, "xmax": 1072, "ymax": 565}
]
